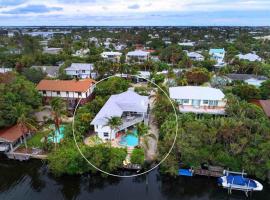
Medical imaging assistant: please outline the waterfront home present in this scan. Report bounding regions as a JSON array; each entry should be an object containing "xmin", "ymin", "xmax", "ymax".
[
  {"xmin": 36, "ymin": 79, "xmax": 96, "ymax": 108},
  {"xmin": 226, "ymin": 73, "xmax": 267, "ymax": 87},
  {"xmin": 236, "ymin": 53, "xmax": 262, "ymax": 62},
  {"xmin": 169, "ymin": 86, "xmax": 226, "ymax": 115},
  {"xmin": 126, "ymin": 50, "xmax": 150, "ymax": 63},
  {"xmin": 31, "ymin": 65, "xmax": 60, "ymax": 78},
  {"xmin": 209, "ymin": 48, "xmax": 226, "ymax": 68},
  {"xmin": 0, "ymin": 67, "xmax": 13, "ymax": 73},
  {"xmin": 187, "ymin": 52, "xmax": 205, "ymax": 61},
  {"xmin": 0, "ymin": 124, "xmax": 30, "ymax": 152},
  {"xmin": 91, "ymin": 90, "xmax": 149, "ymax": 140},
  {"xmin": 101, "ymin": 51, "xmax": 122, "ymax": 62},
  {"xmin": 65, "ymin": 63, "xmax": 96, "ymax": 79},
  {"xmin": 250, "ymin": 100, "xmax": 270, "ymax": 118}
]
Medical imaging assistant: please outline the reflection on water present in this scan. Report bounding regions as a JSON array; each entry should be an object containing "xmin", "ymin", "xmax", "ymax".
[{"xmin": 0, "ymin": 157, "xmax": 269, "ymax": 200}]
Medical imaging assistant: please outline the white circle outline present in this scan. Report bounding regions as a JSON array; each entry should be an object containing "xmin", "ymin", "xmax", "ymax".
[{"xmin": 72, "ymin": 74, "xmax": 178, "ymax": 178}]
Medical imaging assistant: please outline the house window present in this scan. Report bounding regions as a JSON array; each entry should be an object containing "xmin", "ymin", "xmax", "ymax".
[
  {"xmin": 43, "ymin": 91, "xmax": 46, "ymax": 95},
  {"xmin": 57, "ymin": 91, "xmax": 60, "ymax": 95},
  {"xmin": 103, "ymin": 132, "xmax": 109, "ymax": 137},
  {"xmin": 78, "ymin": 92, "xmax": 82, "ymax": 97},
  {"xmin": 183, "ymin": 99, "xmax": 189, "ymax": 104},
  {"xmin": 66, "ymin": 91, "xmax": 69, "ymax": 96},
  {"xmin": 203, "ymin": 100, "xmax": 209, "ymax": 104},
  {"xmin": 82, "ymin": 70, "xmax": 85, "ymax": 73}
]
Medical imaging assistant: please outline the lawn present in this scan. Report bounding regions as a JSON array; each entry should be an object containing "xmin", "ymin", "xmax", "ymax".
[{"xmin": 27, "ymin": 130, "xmax": 51, "ymax": 148}]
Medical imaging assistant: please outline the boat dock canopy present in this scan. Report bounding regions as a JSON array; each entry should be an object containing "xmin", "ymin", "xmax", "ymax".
[{"xmin": 178, "ymin": 169, "xmax": 193, "ymax": 177}]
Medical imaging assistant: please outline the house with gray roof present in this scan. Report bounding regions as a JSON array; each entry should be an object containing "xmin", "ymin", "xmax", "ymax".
[
  {"xmin": 187, "ymin": 52, "xmax": 204, "ymax": 61},
  {"xmin": 169, "ymin": 86, "xmax": 226, "ymax": 115},
  {"xmin": 126, "ymin": 50, "xmax": 150, "ymax": 63},
  {"xmin": 91, "ymin": 90, "xmax": 149, "ymax": 140},
  {"xmin": 65, "ymin": 63, "xmax": 96, "ymax": 79},
  {"xmin": 236, "ymin": 53, "xmax": 262, "ymax": 62},
  {"xmin": 31, "ymin": 66, "xmax": 60, "ymax": 78},
  {"xmin": 226, "ymin": 73, "xmax": 267, "ymax": 87}
]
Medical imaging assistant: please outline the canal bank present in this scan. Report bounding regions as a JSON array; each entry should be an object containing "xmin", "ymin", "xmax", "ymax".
[{"xmin": 0, "ymin": 158, "xmax": 269, "ymax": 200}]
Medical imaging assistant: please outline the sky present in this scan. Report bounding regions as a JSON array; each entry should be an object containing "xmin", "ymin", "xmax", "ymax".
[{"xmin": 0, "ymin": 0, "xmax": 270, "ymax": 26}]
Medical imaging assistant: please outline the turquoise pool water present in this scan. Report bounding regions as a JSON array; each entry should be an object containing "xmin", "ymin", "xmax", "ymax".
[
  {"xmin": 48, "ymin": 126, "xmax": 65, "ymax": 143},
  {"xmin": 120, "ymin": 129, "xmax": 139, "ymax": 147}
]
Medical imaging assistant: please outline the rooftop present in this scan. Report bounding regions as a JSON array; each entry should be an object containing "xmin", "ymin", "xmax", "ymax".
[
  {"xmin": 127, "ymin": 50, "xmax": 150, "ymax": 56},
  {"xmin": 36, "ymin": 79, "xmax": 96, "ymax": 92},
  {"xmin": 0, "ymin": 124, "xmax": 27, "ymax": 143},
  {"xmin": 65, "ymin": 63, "xmax": 94, "ymax": 71},
  {"xmin": 169, "ymin": 86, "xmax": 225, "ymax": 101},
  {"xmin": 91, "ymin": 90, "xmax": 149, "ymax": 126}
]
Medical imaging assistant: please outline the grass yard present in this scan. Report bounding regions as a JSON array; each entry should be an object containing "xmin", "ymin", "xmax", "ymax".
[{"xmin": 27, "ymin": 130, "xmax": 51, "ymax": 148}]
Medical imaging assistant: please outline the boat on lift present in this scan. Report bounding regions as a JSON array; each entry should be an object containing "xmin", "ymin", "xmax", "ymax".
[{"xmin": 218, "ymin": 170, "xmax": 263, "ymax": 194}]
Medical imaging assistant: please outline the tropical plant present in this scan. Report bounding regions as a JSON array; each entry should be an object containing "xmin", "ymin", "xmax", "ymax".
[
  {"xmin": 105, "ymin": 116, "xmax": 122, "ymax": 146},
  {"xmin": 14, "ymin": 103, "xmax": 37, "ymax": 150},
  {"xmin": 50, "ymin": 97, "xmax": 66, "ymax": 149}
]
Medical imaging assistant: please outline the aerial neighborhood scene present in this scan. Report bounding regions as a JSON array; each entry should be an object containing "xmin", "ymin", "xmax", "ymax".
[{"xmin": 1, "ymin": 0, "xmax": 270, "ymax": 199}]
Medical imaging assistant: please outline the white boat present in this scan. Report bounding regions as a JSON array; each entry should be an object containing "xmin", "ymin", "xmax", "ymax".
[{"xmin": 218, "ymin": 171, "xmax": 263, "ymax": 192}]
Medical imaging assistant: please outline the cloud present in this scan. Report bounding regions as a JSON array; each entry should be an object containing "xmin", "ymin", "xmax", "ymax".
[
  {"xmin": 0, "ymin": 0, "xmax": 27, "ymax": 6},
  {"xmin": 128, "ymin": 4, "xmax": 140, "ymax": 9},
  {"xmin": 3, "ymin": 4, "xmax": 63, "ymax": 14},
  {"xmin": 0, "ymin": 0, "xmax": 270, "ymax": 25}
]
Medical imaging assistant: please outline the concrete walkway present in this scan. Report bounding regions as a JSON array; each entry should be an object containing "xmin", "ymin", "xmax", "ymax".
[{"xmin": 144, "ymin": 91, "xmax": 159, "ymax": 161}]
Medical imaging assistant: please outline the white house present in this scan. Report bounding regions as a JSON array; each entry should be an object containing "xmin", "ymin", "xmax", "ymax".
[
  {"xmin": 0, "ymin": 67, "xmax": 13, "ymax": 73},
  {"xmin": 178, "ymin": 42, "xmax": 195, "ymax": 47},
  {"xmin": 209, "ymin": 48, "xmax": 226, "ymax": 67},
  {"xmin": 187, "ymin": 52, "xmax": 204, "ymax": 61},
  {"xmin": 169, "ymin": 86, "xmax": 226, "ymax": 115},
  {"xmin": 72, "ymin": 49, "xmax": 90, "ymax": 58},
  {"xmin": 65, "ymin": 63, "xmax": 95, "ymax": 79},
  {"xmin": 91, "ymin": 90, "xmax": 149, "ymax": 140},
  {"xmin": 36, "ymin": 79, "xmax": 96, "ymax": 108},
  {"xmin": 43, "ymin": 47, "xmax": 62, "ymax": 55},
  {"xmin": 126, "ymin": 50, "xmax": 150, "ymax": 63},
  {"xmin": 236, "ymin": 53, "xmax": 262, "ymax": 62},
  {"xmin": 101, "ymin": 52, "xmax": 122, "ymax": 62}
]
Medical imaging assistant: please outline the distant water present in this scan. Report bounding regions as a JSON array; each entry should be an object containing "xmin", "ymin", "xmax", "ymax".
[{"xmin": 0, "ymin": 158, "xmax": 269, "ymax": 200}]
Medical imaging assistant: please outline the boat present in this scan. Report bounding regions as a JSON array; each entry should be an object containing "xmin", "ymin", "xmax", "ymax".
[{"xmin": 218, "ymin": 170, "xmax": 263, "ymax": 193}]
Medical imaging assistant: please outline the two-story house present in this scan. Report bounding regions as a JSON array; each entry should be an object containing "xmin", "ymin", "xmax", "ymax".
[
  {"xmin": 209, "ymin": 48, "xmax": 226, "ymax": 68},
  {"xmin": 126, "ymin": 50, "xmax": 150, "ymax": 63},
  {"xmin": 36, "ymin": 79, "xmax": 96, "ymax": 109},
  {"xmin": 101, "ymin": 52, "xmax": 122, "ymax": 62},
  {"xmin": 91, "ymin": 90, "xmax": 149, "ymax": 140},
  {"xmin": 169, "ymin": 86, "xmax": 226, "ymax": 115},
  {"xmin": 65, "ymin": 63, "xmax": 95, "ymax": 79}
]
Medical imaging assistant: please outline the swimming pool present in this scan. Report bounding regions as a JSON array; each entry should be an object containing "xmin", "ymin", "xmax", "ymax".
[
  {"xmin": 48, "ymin": 125, "xmax": 65, "ymax": 143},
  {"xmin": 119, "ymin": 129, "xmax": 139, "ymax": 147}
]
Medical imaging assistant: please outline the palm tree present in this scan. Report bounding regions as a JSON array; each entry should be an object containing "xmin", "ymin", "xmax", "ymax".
[
  {"xmin": 105, "ymin": 116, "xmax": 122, "ymax": 146},
  {"xmin": 136, "ymin": 123, "xmax": 157, "ymax": 150},
  {"xmin": 14, "ymin": 103, "xmax": 37, "ymax": 150},
  {"xmin": 50, "ymin": 97, "xmax": 66, "ymax": 149}
]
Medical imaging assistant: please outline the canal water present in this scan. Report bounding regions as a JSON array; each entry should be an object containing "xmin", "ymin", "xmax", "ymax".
[{"xmin": 0, "ymin": 159, "xmax": 269, "ymax": 200}]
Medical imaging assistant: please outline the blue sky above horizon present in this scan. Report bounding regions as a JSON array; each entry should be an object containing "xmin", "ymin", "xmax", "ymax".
[{"xmin": 0, "ymin": 0, "xmax": 270, "ymax": 26}]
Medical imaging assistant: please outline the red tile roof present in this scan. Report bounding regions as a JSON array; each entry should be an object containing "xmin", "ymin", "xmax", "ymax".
[
  {"xmin": 36, "ymin": 79, "xmax": 96, "ymax": 92},
  {"xmin": 0, "ymin": 124, "xmax": 26, "ymax": 142},
  {"xmin": 250, "ymin": 100, "xmax": 270, "ymax": 117}
]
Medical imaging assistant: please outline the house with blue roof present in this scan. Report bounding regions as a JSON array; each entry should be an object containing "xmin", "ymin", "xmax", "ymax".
[{"xmin": 209, "ymin": 48, "xmax": 226, "ymax": 67}]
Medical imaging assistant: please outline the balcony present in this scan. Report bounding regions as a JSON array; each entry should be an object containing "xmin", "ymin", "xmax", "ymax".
[
  {"xmin": 118, "ymin": 114, "xmax": 147, "ymax": 131},
  {"xmin": 179, "ymin": 105, "xmax": 225, "ymax": 115}
]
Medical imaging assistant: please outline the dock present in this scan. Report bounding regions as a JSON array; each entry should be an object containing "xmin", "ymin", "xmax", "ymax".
[{"xmin": 194, "ymin": 169, "xmax": 223, "ymax": 177}]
